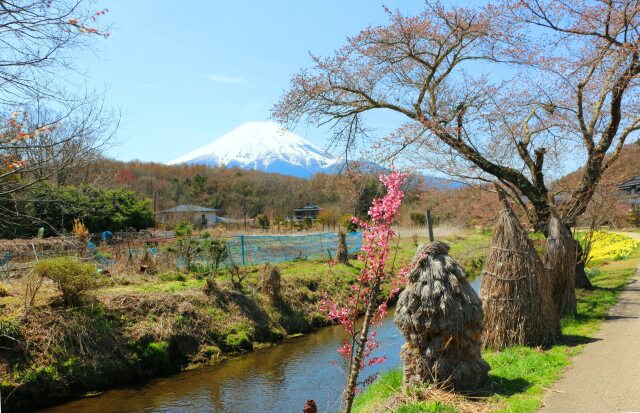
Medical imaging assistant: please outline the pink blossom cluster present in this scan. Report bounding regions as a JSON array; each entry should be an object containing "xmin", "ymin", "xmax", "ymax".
[
  {"xmin": 68, "ymin": 9, "xmax": 110, "ymax": 38},
  {"xmin": 321, "ymin": 171, "xmax": 409, "ymax": 377},
  {"xmin": 1, "ymin": 111, "xmax": 59, "ymax": 172}
]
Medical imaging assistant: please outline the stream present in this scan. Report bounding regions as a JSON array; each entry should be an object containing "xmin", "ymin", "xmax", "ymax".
[{"xmin": 38, "ymin": 277, "xmax": 481, "ymax": 413}]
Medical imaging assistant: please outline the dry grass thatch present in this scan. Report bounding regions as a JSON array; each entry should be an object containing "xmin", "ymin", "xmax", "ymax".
[
  {"xmin": 395, "ymin": 241, "xmax": 489, "ymax": 390},
  {"xmin": 383, "ymin": 386, "xmax": 501, "ymax": 413},
  {"xmin": 72, "ymin": 219, "xmax": 90, "ymax": 242},
  {"xmin": 480, "ymin": 186, "xmax": 560, "ymax": 350},
  {"xmin": 260, "ymin": 263, "xmax": 281, "ymax": 300},
  {"xmin": 0, "ymin": 237, "xmax": 82, "ymax": 260},
  {"xmin": 544, "ymin": 210, "xmax": 577, "ymax": 316}
]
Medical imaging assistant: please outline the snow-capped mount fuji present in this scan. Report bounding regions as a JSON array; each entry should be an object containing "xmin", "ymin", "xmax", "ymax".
[{"xmin": 168, "ymin": 121, "xmax": 339, "ymax": 178}]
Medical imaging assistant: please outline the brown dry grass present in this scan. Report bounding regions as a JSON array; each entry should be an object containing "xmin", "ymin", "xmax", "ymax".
[{"xmin": 383, "ymin": 387, "xmax": 502, "ymax": 413}]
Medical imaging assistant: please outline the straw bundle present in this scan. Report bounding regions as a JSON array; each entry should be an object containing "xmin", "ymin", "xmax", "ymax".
[
  {"xmin": 544, "ymin": 210, "xmax": 577, "ymax": 316},
  {"xmin": 395, "ymin": 241, "xmax": 489, "ymax": 390},
  {"xmin": 260, "ymin": 263, "xmax": 281, "ymax": 300},
  {"xmin": 480, "ymin": 186, "xmax": 560, "ymax": 349}
]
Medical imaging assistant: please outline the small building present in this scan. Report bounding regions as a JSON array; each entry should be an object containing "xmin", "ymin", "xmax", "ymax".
[
  {"xmin": 618, "ymin": 176, "xmax": 640, "ymax": 207},
  {"xmin": 293, "ymin": 204, "xmax": 321, "ymax": 222},
  {"xmin": 158, "ymin": 204, "xmax": 218, "ymax": 228}
]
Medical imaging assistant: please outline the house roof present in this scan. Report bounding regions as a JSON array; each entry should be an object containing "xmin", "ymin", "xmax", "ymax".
[
  {"xmin": 618, "ymin": 176, "xmax": 640, "ymax": 192},
  {"xmin": 293, "ymin": 204, "xmax": 321, "ymax": 212},
  {"xmin": 160, "ymin": 204, "xmax": 218, "ymax": 213}
]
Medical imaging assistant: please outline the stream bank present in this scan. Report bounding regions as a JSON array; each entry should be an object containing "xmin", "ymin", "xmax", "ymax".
[
  {"xmin": 1, "ymin": 261, "xmax": 369, "ymax": 412},
  {"xmin": 0, "ymin": 232, "xmax": 492, "ymax": 412}
]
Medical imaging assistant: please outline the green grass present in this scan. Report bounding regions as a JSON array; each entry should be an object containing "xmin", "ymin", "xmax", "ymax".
[
  {"xmin": 352, "ymin": 369, "xmax": 404, "ymax": 412},
  {"xmin": 133, "ymin": 278, "xmax": 205, "ymax": 293},
  {"xmin": 355, "ymin": 247, "xmax": 640, "ymax": 413}
]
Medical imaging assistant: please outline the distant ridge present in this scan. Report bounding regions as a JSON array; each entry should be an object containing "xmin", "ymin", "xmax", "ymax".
[{"xmin": 168, "ymin": 121, "xmax": 465, "ymax": 188}]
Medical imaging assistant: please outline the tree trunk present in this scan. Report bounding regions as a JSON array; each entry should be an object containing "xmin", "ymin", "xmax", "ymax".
[
  {"xmin": 574, "ymin": 241, "xmax": 593, "ymax": 290},
  {"xmin": 343, "ymin": 282, "xmax": 380, "ymax": 413},
  {"xmin": 337, "ymin": 231, "xmax": 348, "ymax": 265},
  {"xmin": 527, "ymin": 197, "xmax": 593, "ymax": 294}
]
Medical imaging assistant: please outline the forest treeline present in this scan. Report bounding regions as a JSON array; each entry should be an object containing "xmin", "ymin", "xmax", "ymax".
[
  {"xmin": 4, "ymin": 142, "xmax": 639, "ymax": 239},
  {"xmin": 97, "ymin": 159, "xmax": 425, "ymax": 223}
]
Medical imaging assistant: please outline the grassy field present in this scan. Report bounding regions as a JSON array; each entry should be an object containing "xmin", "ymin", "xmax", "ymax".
[{"xmin": 353, "ymin": 236, "xmax": 640, "ymax": 413}]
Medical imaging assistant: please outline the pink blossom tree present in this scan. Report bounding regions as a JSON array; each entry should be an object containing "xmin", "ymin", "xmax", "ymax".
[{"xmin": 321, "ymin": 170, "xmax": 408, "ymax": 413}]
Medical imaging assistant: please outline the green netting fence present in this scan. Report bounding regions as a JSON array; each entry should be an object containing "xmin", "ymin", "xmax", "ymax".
[{"xmin": 222, "ymin": 232, "xmax": 363, "ymax": 266}]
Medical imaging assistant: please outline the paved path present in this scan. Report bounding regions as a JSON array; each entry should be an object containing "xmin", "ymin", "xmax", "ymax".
[{"xmin": 540, "ymin": 231, "xmax": 640, "ymax": 412}]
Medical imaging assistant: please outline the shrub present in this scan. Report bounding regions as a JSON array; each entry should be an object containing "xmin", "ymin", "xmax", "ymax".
[
  {"xmin": 202, "ymin": 238, "xmax": 229, "ymax": 276},
  {"xmin": 304, "ymin": 216, "xmax": 313, "ymax": 229},
  {"xmin": 256, "ymin": 213, "xmax": 270, "ymax": 230},
  {"xmin": 410, "ymin": 212, "xmax": 426, "ymax": 226},
  {"xmin": 0, "ymin": 316, "xmax": 22, "ymax": 346},
  {"xmin": 33, "ymin": 257, "xmax": 98, "ymax": 306},
  {"xmin": 223, "ymin": 329, "xmax": 253, "ymax": 351},
  {"xmin": 202, "ymin": 238, "xmax": 229, "ymax": 294},
  {"xmin": 168, "ymin": 234, "xmax": 201, "ymax": 271},
  {"xmin": 229, "ymin": 265, "xmax": 247, "ymax": 291},
  {"xmin": 159, "ymin": 273, "xmax": 184, "ymax": 282},
  {"xmin": 174, "ymin": 221, "xmax": 194, "ymax": 237},
  {"xmin": 72, "ymin": 218, "xmax": 90, "ymax": 241},
  {"xmin": 342, "ymin": 213, "xmax": 358, "ymax": 233},
  {"xmin": 202, "ymin": 345, "xmax": 221, "ymax": 359}
]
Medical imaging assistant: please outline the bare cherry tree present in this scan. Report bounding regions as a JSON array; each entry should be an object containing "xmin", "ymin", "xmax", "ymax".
[
  {"xmin": 0, "ymin": 0, "xmax": 109, "ymax": 106},
  {"xmin": 274, "ymin": 1, "xmax": 640, "ymax": 232},
  {"xmin": 0, "ymin": 1, "xmax": 113, "ymax": 235},
  {"xmin": 13, "ymin": 102, "xmax": 117, "ymax": 186}
]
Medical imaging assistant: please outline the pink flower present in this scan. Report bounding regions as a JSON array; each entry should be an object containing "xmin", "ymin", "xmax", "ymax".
[{"xmin": 320, "ymin": 171, "xmax": 411, "ymax": 379}]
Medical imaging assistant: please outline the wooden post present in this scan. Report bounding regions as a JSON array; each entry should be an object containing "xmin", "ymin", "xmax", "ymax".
[
  {"xmin": 427, "ymin": 209, "xmax": 434, "ymax": 242},
  {"xmin": 153, "ymin": 191, "xmax": 158, "ymax": 234},
  {"xmin": 240, "ymin": 235, "xmax": 246, "ymax": 266}
]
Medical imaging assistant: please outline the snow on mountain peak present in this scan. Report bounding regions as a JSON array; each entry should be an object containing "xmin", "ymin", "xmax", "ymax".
[{"xmin": 167, "ymin": 121, "xmax": 338, "ymax": 178}]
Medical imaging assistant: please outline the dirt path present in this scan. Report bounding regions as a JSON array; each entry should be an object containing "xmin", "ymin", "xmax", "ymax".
[{"xmin": 539, "ymin": 232, "xmax": 640, "ymax": 412}]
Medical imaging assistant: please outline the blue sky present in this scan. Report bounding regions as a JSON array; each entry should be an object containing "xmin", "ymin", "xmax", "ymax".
[{"xmin": 79, "ymin": 0, "xmax": 433, "ymax": 163}]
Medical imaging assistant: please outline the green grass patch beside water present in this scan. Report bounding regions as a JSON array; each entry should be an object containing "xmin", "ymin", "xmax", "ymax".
[{"xmin": 355, "ymin": 247, "xmax": 639, "ymax": 413}]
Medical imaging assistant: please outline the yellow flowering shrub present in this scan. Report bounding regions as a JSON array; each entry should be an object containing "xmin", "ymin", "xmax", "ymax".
[{"xmin": 586, "ymin": 231, "xmax": 640, "ymax": 265}]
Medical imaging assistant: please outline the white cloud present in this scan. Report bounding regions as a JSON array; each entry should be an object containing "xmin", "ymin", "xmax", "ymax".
[{"xmin": 205, "ymin": 74, "xmax": 244, "ymax": 84}]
